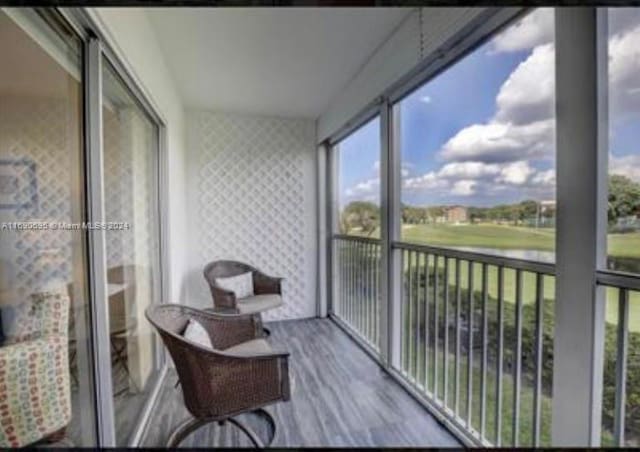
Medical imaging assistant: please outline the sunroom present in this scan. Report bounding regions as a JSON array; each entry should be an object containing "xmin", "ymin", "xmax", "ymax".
[{"xmin": 0, "ymin": 5, "xmax": 639, "ymax": 449}]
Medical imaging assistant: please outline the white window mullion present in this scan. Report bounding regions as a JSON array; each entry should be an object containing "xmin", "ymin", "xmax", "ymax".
[{"xmin": 552, "ymin": 7, "xmax": 608, "ymax": 446}]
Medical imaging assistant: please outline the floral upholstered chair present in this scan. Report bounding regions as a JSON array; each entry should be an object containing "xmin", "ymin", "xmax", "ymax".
[{"xmin": 0, "ymin": 289, "xmax": 72, "ymax": 447}]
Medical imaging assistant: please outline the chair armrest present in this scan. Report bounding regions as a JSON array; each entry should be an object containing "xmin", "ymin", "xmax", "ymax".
[
  {"xmin": 189, "ymin": 308, "xmax": 264, "ymax": 349},
  {"xmin": 0, "ymin": 337, "xmax": 71, "ymax": 447},
  {"xmin": 207, "ymin": 284, "xmax": 238, "ymax": 311},
  {"xmin": 253, "ymin": 271, "xmax": 283, "ymax": 295}
]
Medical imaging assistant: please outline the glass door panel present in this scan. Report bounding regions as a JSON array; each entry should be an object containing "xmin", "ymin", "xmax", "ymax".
[
  {"xmin": 101, "ymin": 57, "xmax": 162, "ymax": 445},
  {"xmin": 0, "ymin": 9, "xmax": 96, "ymax": 447}
]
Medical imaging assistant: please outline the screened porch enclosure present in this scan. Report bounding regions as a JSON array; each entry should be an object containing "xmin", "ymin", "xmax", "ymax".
[
  {"xmin": 325, "ymin": 7, "xmax": 640, "ymax": 447},
  {"xmin": 3, "ymin": 4, "xmax": 640, "ymax": 449}
]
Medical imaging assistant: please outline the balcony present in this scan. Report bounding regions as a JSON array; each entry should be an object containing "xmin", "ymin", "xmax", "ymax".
[{"xmin": 1, "ymin": 5, "xmax": 640, "ymax": 449}]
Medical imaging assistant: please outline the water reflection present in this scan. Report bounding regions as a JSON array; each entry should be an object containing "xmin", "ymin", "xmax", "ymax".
[{"xmin": 445, "ymin": 246, "xmax": 640, "ymax": 274}]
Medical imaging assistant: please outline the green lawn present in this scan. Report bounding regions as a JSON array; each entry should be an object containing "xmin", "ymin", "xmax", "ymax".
[{"xmin": 402, "ymin": 223, "xmax": 556, "ymax": 252}]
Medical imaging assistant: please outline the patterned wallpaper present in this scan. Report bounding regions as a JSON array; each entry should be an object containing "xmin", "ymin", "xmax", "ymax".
[
  {"xmin": 186, "ymin": 111, "xmax": 317, "ymax": 320},
  {"xmin": 0, "ymin": 95, "xmax": 80, "ymax": 296}
]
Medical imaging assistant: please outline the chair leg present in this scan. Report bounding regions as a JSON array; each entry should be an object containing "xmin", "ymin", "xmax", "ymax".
[
  {"xmin": 166, "ymin": 417, "xmax": 211, "ymax": 448},
  {"xmin": 166, "ymin": 409, "xmax": 277, "ymax": 448}
]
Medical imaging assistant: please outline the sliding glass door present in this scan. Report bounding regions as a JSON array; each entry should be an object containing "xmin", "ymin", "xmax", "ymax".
[
  {"xmin": 0, "ymin": 9, "xmax": 96, "ymax": 446},
  {"xmin": 0, "ymin": 7, "xmax": 165, "ymax": 448},
  {"xmin": 102, "ymin": 58, "xmax": 162, "ymax": 445}
]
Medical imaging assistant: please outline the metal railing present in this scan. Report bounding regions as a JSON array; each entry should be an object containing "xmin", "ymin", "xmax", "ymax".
[
  {"xmin": 596, "ymin": 271, "xmax": 640, "ymax": 447},
  {"xmin": 393, "ymin": 241, "xmax": 555, "ymax": 447},
  {"xmin": 333, "ymin": 234, "xmax": 382, "ymax": 351},
  {"xmin": 330, "ymin": 237, "xmax": 640, "ymax": 447}
]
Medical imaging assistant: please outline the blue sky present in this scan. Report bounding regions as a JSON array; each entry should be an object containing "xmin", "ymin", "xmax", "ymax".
[{"xmin": 339, "ymin": 8, "xmax": 640, "ymax": 209}]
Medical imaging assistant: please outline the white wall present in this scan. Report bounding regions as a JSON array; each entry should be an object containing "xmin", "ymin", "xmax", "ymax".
[
  {"xmin": 317, "ymin": 7, "xmax": 486, "ymax": 142},
  {"xmin": 185, "ymin": 110, "xmax": 317, "ymax": 320},
  {"xmin": 88, "ymin": 8, "xmax": 188, "ymax": 304}
]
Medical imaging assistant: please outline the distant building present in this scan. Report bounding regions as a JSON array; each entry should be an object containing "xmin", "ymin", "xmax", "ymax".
[
  {"xmin": 446, "ymin": 206, "xmax": 468, "ymax": 223},
  {"xmin": 540, "ymin": 200, "xmax": 556, "ymax": 214}
]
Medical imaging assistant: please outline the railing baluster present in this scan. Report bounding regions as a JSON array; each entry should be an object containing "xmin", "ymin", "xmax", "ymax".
[
  {"xmin": 345, "ymin": 240, "xmax": 350, "ymax": 324},
  {"xmin": 467, "ymin": 261, "xmax": 474, "ymax": 427},
  {"xmin": 407, "ymin": 250, "xmax": 413, "ymax": 376},
  {"xmin": 373, "ymin": 242, "xmax": 378, "ymax": 346},
  {"xmin": 357, "ymin": 242, "xmax": 362, "ymax": 334},
  {"xmin": 350, "ymin": 240, "xmax": 355, "ymax": 327},
  {"xmin": 370, "ymin": 242, "xmax": 375, "ymax": 346},
  {"xmin": 433, "ymin": 255, "xmax": 439, "ymax": 397},
  {"xmin": 342, "ymin": 240, "xmax": 347, "ymax": 322},
  {"xmin": 480, "ymin": 262, "xmax": 488, "ymax": 440},
  {"xmin": 512, "ymin": 269, "xmax": 523, "ymax": 447},
  {"xmin": 365, "ymin": 242, "xmax": 371, "ymax": 342},
  {"xmin": 443, "ymin": 257, "xmax": 450, "ymax": 407},
  {"xmin": 614, "ymin": 288, "xmax": 629, "ymax": 446},
  {"xmin": 351, "ymin": 242, "xmax": 360, "ymax": 332},
  {"xmin": 367, "ymin": 242, "xmax": 372, "ymax": 341},
  {"xmin": 423, "ymin": 253, "xmax": 430, "ymax": 389},
  {"xmin": 413, "ymin": 252, "xmax": 421, "ymax": 383},
  {"xmin": 495, "ymin": 265, "xmax": 504, "ymax": 446},
  {"xmin": 533, "ymin": 273, "xmax": 544, "ymax": 447},
  {"xmin": 337, "ymin": 241, "xmax": 342, "ymax": 317},
  {"xmin": 401, "ymin": 249, "xmax": 407, "ymax": 372},
  {"xmin": 455, "ymin": 258, "xmax": 462, "ymax": 416}
]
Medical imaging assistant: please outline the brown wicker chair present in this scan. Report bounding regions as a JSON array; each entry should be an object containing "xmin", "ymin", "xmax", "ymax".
[
  {"xmin": 145, "ymin": 304, "xmax": 290, "ymax": 447},
  {"xmin": 203, "ymin": 260, "xmax": 283, "ymax": 315}
]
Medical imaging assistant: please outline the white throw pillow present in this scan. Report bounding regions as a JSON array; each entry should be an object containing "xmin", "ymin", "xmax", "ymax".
[
  {"xmin": 183, "ymin": 319, "xmax": 213, "ymax": 349},
  {"xmin": 215, "ymin": 272, "xmax": 254, "ymax": 299}
]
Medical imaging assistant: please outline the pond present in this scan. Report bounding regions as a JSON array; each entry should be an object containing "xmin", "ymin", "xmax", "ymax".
[{"xmin": 448, "ymin": 246, "xmax": 640, "ymax": 274}]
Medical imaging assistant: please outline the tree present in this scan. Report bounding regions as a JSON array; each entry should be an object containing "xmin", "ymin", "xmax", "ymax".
[
  {"xmin": 608, "ymin": 174, "xmax": 640, "ymax": 226},
  {"xmin": 340, "ymin": 201, "xmax": 380, "ymax": 236}
]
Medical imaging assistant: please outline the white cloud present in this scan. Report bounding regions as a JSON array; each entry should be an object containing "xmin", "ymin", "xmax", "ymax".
[
  {"xmin": 437, "ymin": 40, "xmax": 556, "ymax": 165},
  {"xmin": 490, "ymin": 8, "xmax": 554, "ymax": 54},
  {"xmin": 438, "ymin": 119, "xmax": 554, "ymax": 163},
  {"xmin": 611, "ymin": 153, "xmax": 640, "ymax": 182},
  {"xmin": 437, "ymin": 161, "xmax": 500, "ymax": 179},
  {"xmin": 530, "ymin": 168, "xmax": 555, "ymax": 186},
  {"xmin": 495, "ymin": 43, "xmax": 555, "ymax": 125},
  {"xmin": 373, "ymin": 159, "xmax": 409, "ymax": 177},
  {"xmin": 403, "ymin": 171, "xmax": 448, "ymax": 191},
  {"xmin": 420, "ymin": 95, "xmax": 432, "ymax": 104},
  {"xmin": 402, "ymin": 160, "xmax": 546, "ymax": 198},
  {"xmin": 451, "ymin": 180, "xmax": 476, "ymax": 196},
  {"xmin": 345, "ymin": 177, "xmax": 379, "ymax": 198},
  {"xmin": 497, "ymin": 161, "xmax": 535, "ymax": 185},
  {"xmin": 609, "ymin": 24, "xmax": 640, "ymax": 116}
]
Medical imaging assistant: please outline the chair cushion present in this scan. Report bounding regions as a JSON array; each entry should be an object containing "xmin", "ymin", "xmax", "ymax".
[
  {"xmin": 236, "ymin": 294, "xmax": 283, "ymax": 314},
  {"xmin": 215, "ymin": 272, "xmax": 254, "ymax": 299},
  {"xmin": 223, "ymin": 338, "xmax": 272, "ymax": 356},
  {"xmin": 0, "ymin": 337, "xmax": 71, "ymax": 447},
  {"xmin": 183, "ymin": 319, "xmax": 213, "ymax": 349}
]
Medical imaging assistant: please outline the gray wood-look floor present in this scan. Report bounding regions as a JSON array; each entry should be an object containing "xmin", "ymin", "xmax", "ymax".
[{"xmin": 140, "ymin": 318, "xmax": 461, "ymax": 448}]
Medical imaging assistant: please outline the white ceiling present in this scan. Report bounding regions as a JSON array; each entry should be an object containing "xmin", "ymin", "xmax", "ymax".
[{"xmin": 145, "ymin": 8, "xmax": 411, "ymax": 119}]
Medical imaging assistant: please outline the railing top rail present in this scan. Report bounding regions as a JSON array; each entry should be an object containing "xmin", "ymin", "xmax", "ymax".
[
  {"xmin": 597, "ymin": 270, "xmax": 640, "ymax": 292},
  {"xmin": 333, "ymin": 234, "xmax": 382, "ymax": 244},
  {"xmin": 392, "ymin": 240, "xmax": 556, "ymax": 276}
]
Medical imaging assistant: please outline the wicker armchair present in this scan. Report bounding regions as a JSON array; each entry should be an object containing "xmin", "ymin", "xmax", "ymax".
[
  {"xmin": 203, "ymin": 260, "xmax": 283, "ymax": 315},
  {"xmin": 145, "ymin": 304, "xmax": 290, "ymax": 447}
]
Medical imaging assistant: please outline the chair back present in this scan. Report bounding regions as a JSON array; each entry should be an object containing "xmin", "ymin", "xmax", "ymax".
[
  {"xmin": 203, "ymin": 260, "xmax": 257, "ymax": 285},
  {"xmin": 146, "ymin": 304, "xmax": 223, "ymax": 416}
]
